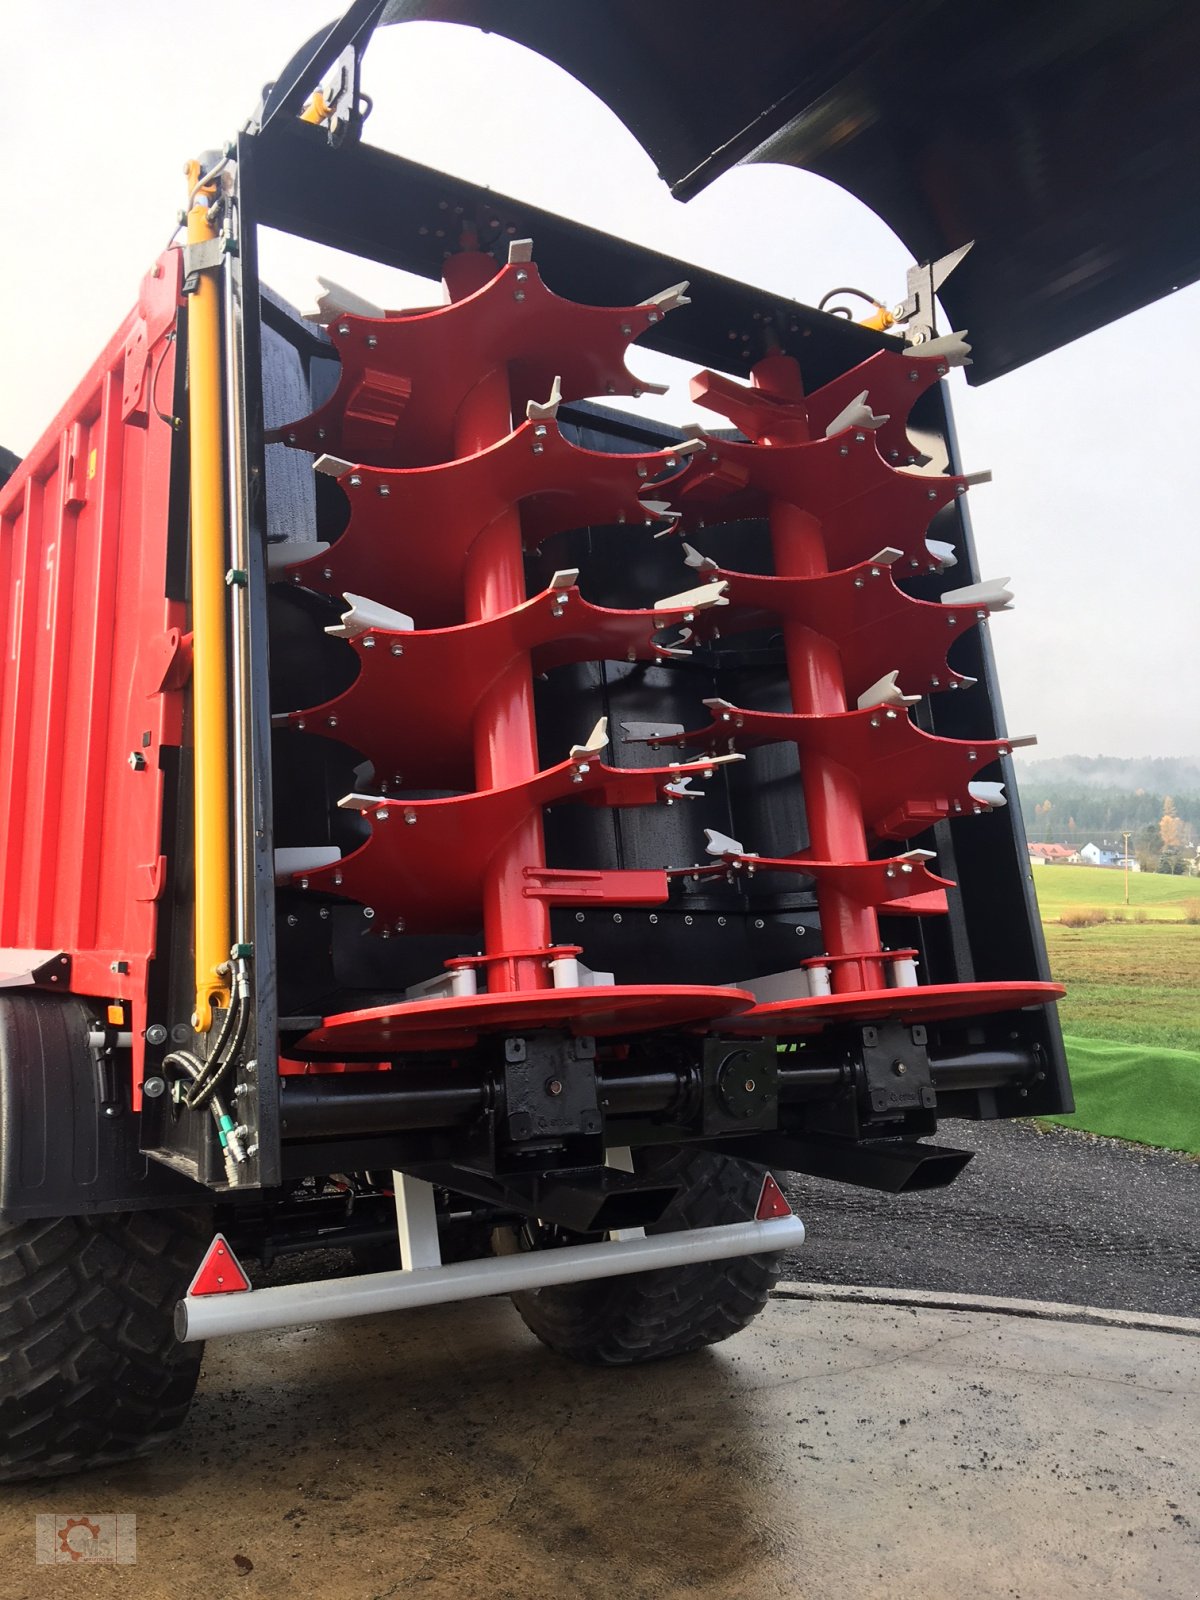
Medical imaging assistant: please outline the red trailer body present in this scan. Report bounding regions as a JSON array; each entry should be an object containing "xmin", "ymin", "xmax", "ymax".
[{"xmin": 0, "ymin": 252, "xmax": 183, "ymax": 1096}]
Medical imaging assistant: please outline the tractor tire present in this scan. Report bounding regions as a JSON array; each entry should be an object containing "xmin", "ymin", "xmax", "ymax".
[
  {"xmin": 0, "ymin": 1207, "xmax": 210, "ymax": 1482},
  {"xmin": 510, "ymin": 1147, "xmax": 783, "ymax": 1366}
]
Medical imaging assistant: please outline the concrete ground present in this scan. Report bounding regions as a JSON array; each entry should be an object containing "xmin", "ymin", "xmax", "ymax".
[{"xmin": 4, "ymin": 1290, "xmax": 1198, "ymax": 1599}]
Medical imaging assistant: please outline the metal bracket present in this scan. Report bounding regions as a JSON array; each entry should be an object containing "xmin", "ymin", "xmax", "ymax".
[
  {"xmin": 701, "ymin": 1038, "xmax": 779, "ymax": 1134},
  {"xmin": 893, "ymin": 242, "xmax": 973, "ymax": 345},
  {"xmin": 182, "ymin": 235, "xmax": 239, "ymax": 299},
  {"xmin": 502, "ymin": 1034, "xmax": 601, "ymax": 1145},
  {"xmin": 859, "ymin": 1022, "xmax": 936, "ymax": 1116}
]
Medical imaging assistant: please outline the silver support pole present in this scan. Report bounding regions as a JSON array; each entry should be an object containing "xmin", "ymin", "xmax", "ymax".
[
  {"xmin": 221, "ymin": 164, "xmax": 256, "ymax": 946},
  {"xmin": 393, "ymin": 1172, "xmax": 441, "ymax": 1270},
  {"xmin": 176, "ymin": 1215, "xmax": 805, "ymax": 1342}
]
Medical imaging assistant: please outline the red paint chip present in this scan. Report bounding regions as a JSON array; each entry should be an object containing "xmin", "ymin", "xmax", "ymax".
[
  {"xmin": 755, "ymin": 1172, "xmax": 792, "ymax": 1220},
  {"xmin": 188, "ymin": 1233, "xmax": 251, "ymax": 1297}
]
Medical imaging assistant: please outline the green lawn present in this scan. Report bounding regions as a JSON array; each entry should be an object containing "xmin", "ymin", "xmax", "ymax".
[
  {"xmin": 1043, "ymin": 923, "xmax": 1200, "ymax": 1054},
  {"xmin": 1031, "ymin": 862, "xmax": 1198, "ymax": 922}
]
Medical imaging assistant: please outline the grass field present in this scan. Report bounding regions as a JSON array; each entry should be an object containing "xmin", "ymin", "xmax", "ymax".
[
  {"xmin": 1043, "ymin": 923, "xmax": 1200, "ymax": 1054},
  {"xmin": 1030, "ymin": 862, "xmax": 1198, "ymax": 922},
  {"xmin": 1023, "ymin": 858, "xmax": 1199, "ymax": 1147}
]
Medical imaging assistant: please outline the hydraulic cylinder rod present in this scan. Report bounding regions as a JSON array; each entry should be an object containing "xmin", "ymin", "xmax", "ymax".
[{"xmin": 185, "ymin": 160, "xmax": 233, "ymax": 1032}]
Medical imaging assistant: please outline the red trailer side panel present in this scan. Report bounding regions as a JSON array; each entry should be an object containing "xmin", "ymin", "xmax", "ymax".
[{"xmin": 0, "ymin": 251, "xmax": 185, "ymax": 1092}]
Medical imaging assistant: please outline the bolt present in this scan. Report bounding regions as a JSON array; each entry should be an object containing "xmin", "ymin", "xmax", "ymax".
[
  {"xmin": 286, "ymin": 914, "xmax": 298, "ymax": 927},
  {"xmin": 575, "ymin": 912, "xmax": 585, "ymax": 922},
  {"xmin": 546, "ymin": 1078, "xmax": 563, "ymax": 1097},
  {"xmin": 754, "ymin": 919, "xmax": 765, "ymax": 930},
  {"xmin": 145, "ymin": 1023, "xmax": 168, "ymax": 1046},
  {"xmin": 142, "ymin": 1076, "xmax": 167, "ymax": 1098},
  {"xmin": 366, "ymin": 334, "xmax": 378, "ymax": 349},
  {"xmin": 744, "ymin": 1079, "xmax": 756, "ymax": 1094},
  {"xmin": 127, "ymin": 751, "xmax": 147, "ymax": 772},
  {"xmin": 893, "ymin": 1060, "xmax": 907, "ymax": 1076}
]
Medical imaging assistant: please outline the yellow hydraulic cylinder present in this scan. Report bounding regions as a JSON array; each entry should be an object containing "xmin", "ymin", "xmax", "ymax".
[{"xmin": 185, "ymin": 160, "xmax": 232, "ymax": 1033}]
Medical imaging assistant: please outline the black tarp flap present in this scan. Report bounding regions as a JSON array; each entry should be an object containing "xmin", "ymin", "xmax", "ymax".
[{"xmin": 266, "ymin": 1, "xmax": 1200, "ymax": 383}]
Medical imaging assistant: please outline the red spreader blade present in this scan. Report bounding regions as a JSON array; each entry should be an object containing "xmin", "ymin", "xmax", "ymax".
[
  {"xmin": 755, "ymin": 1173, "xmax": 793, "ymax": 1220},
  {"xmin": 188, "ymin": 1233, "xmax": 251, "ymax": 1297}
]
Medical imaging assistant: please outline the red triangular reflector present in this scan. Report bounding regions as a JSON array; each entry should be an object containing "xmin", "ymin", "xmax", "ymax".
[
  {"xmin": 755, "ymin": 1172, "xmax": 792, "ymax": 1220},
  {"xmin": 188, "ymin": 1233, "xmax": 251, "ymax": 1297}
]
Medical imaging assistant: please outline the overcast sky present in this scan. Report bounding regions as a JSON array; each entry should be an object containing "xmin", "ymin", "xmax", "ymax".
[{"xmin": 5, "ymin": 3, "xmax": 1196, "ymax": 763}]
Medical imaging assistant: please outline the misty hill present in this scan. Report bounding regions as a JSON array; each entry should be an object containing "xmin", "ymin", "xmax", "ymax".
[
  {"xmin": 1013, "ymin": 755, "xmax": 1200, "ymax": 791},
  {"xmin": 1013, "ymin": 755, "xmax": 1199, "ymax": 838}
]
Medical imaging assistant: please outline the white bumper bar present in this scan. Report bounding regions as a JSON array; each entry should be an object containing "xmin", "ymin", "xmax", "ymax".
[{"xmin": 175, "ymin": 1214, "xmax": 805, "ymax": 1342}]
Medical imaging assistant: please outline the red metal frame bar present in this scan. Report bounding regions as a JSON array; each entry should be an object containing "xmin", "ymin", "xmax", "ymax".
[
  {"xmin": 280, "ymin": 420, "xmax": 689, "ymax": 625},
  {"xmin": 282, "ymin": 579, "xmax": 704, "ymax": 789}
]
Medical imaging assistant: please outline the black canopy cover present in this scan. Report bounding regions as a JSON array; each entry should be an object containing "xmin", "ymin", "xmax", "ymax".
[{"xmin": 270, "ymin": 0, "xmax": 1200, "ymax": 384}]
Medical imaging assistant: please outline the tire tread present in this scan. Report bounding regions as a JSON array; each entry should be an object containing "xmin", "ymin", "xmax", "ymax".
[{"xmin": 0, "ymin": 1209, "xmax": 208, "ymax": 1482}]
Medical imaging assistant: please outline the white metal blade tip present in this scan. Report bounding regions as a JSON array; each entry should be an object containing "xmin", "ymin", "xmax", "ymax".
[
  {"xmin": 907, "ymin": 331, "xmax": 972, "ymax": 366},
  {"xmin": 967, "ymin": 781, "xmax": 1007, "ymax": 809},
  {"xmin": 857, "ymin": 670, "xmax": 921, "ymax": 710},
  {"xmin": 941, "ymin": 577, "xmax": 1013, "ymax": 612},
  {"xmin": 640, "ymin": 280, "xmax": 691, "ymax": 314},
  {"xmin": 569, "ymin": 716, "xmax": 609, "ymax": 762},
  {"xmin": 525, "ymin": 373, "xmax": 562, "ymax": 421},
  {"xmin": 703, "ymin": 828, "xmax": 744, "ymax": 858},
  {"xmin": 824, "ymin": 390, "xmax": 891, "ymax": 437}
]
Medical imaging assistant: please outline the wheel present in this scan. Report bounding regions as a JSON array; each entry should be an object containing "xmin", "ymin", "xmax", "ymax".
[
  {"xmin": 510, "ymin": 1147, "xmax": 783, "ymax": 1365},
  {"xmin": 0, "ymin": 1207, "xmax": 210, "ymax": 1482}
]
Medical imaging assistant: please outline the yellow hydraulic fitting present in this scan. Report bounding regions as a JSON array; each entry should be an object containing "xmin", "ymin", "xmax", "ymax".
[
  {"xmin": 300, "ymin": 88, "xmax": 334, "ymax": 126},
  {"xmin": 858, "ymin": 304, "xmax": 898, "ymax": 332}
]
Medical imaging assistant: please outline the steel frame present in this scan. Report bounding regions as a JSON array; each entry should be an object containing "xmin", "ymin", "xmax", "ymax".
[{"xmin": 176, "ymin": 1211, "xmax": 806, "ymax": 1341}]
